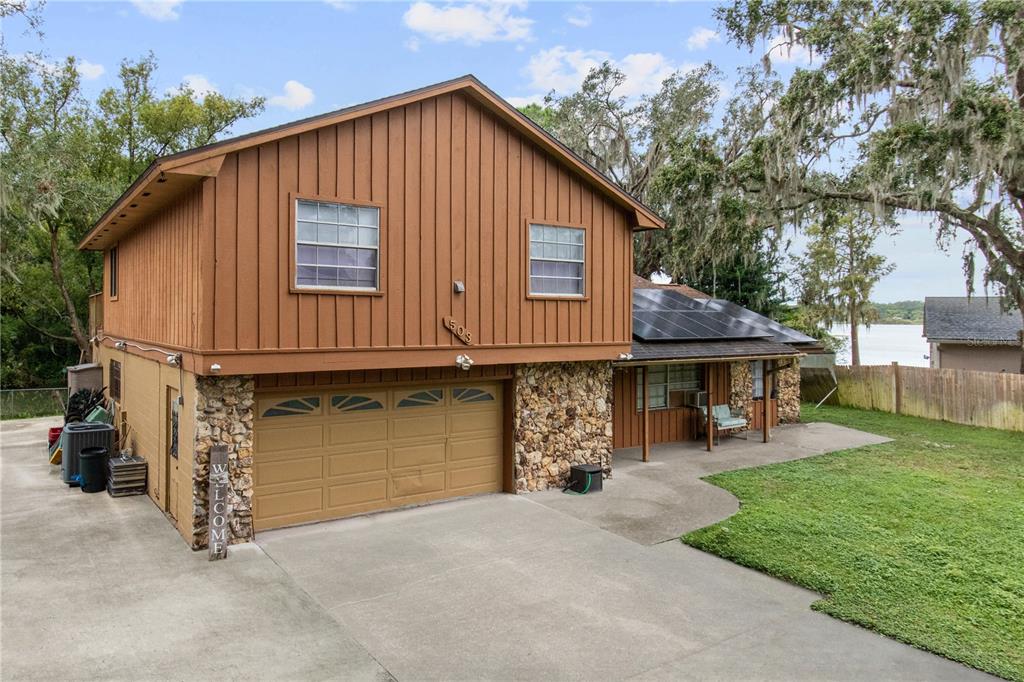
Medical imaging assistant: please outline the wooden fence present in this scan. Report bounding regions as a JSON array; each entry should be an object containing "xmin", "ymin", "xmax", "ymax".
[{"xmin": 834, "ymin": 363, "xmax": 1024, "ymax": 432}]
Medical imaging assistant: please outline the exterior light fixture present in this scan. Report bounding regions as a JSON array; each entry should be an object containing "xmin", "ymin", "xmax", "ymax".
[
  {"xmin": 209, "ymin": 363, "xmax": 222, "ymax": 374},
  {"xmin": 115, "ymin": 341, "xmax": 127, "ymax": 350},
  {"xmin": 455, "ymin": 354, "xmax": 474, "ymax": 371},
  {"xmin": 166, "ymin": 354, "xmax": 181, "ymax": 367},
  {"xmin": 453, "ymin": 280, "xmax": 466, "ymax": 294},
  {"xmin": 617, "ymin": 352, "xmax": 634, "ymax": 360}
]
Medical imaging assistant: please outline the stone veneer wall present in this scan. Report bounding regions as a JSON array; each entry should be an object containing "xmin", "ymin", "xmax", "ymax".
[
  {"xmin": 191, "ymin": 375, "xmax": 255, "ymax": 549},
  {"xmin": 776, "ymin": 360, "xmax": 801, "ymax": 423},
  {"xmin": 729, "ymin": 359, "xmax": 801, "ymax": 424},
  {"xmin": 514, "ymin": 362, "xmax": 613, "ymax": 492},
  {"xmin": 729, "ymin": 361, "xmax": 753, "ymax": 421}
]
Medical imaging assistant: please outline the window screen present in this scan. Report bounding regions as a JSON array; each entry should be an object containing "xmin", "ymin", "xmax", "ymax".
[
  {"xmin": 529, "ymin": 224, "xmax": 584, "ymax": 296},
  {"xmin": 296, "ymin": 199, "xmax": 379, "ymax": 290}
]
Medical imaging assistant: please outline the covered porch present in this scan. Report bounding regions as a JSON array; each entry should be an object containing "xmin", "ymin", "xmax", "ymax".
[{"xmin": 612, "ymin": 339, "xmax": 803, "ymax": 459}]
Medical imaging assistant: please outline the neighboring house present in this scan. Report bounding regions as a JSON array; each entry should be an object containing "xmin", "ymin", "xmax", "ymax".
[
  {"xmin": 924, "ymin": 297, "xmax": 1023, "ymax": 373},
  {"xmin": 613, "ymin": 276, "xmax": 820, "ymax": 455},
  {"xmin": 79, "ymin": 75, "xmax": 809, "ymax": 550}
]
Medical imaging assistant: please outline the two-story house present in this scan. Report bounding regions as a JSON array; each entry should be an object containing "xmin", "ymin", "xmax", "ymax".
[{"xmin": 80, "ymin": 76, "xmax": 663, "ymax": 549}]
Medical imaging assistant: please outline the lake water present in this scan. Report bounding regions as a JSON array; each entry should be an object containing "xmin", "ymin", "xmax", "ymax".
[{"xmin": 831, "ymin": 324, "xmax": 930, "ymax": 367}]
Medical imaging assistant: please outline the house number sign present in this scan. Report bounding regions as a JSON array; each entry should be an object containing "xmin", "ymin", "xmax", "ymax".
[{"xmin": 443, "ymin": 316, "xmax": 473, "ymax": 345}]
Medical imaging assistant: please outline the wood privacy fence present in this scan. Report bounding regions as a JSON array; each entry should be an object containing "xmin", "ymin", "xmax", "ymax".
[{"xmin": 834, "ymin": 363, "xmax": 1024, "ymax": 432}]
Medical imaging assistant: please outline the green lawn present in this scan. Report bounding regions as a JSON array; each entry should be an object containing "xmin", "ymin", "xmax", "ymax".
[{"xmin": 683, "ymin": 405, "xmax": 1024, "ymax": 680}]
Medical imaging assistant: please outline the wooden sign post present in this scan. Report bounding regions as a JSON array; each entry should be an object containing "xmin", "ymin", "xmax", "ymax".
[{"xmin": 208, "ymin": 444, "xmax": 230, "ymax": 561}]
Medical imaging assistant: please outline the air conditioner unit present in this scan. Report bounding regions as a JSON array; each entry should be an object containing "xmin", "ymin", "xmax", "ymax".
[
  {"xmin": 683, "ymin": 390, "xmax": 707, "ymax": 408},
  {"xmin": 61, "ymin": 422, "xmax": 114, "ymax": 486}
]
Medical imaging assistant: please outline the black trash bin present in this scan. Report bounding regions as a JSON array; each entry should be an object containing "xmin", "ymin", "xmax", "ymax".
[{"xmin": 78, "ymin": 446, "xmax": 108, "ymax": 493}]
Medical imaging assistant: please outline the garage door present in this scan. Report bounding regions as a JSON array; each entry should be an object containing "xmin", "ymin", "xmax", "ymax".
[{"xmin": 253, "ymin": 382, "xmax": 503, "ymax": 530}]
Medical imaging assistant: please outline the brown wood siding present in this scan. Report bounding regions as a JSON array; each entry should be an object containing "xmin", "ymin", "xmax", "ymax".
[
  {"xmin": 207, "ymin": 92, "xmax": 634, "ymax": 355},
  {"xmin": 103, "ymin": 186, "xmax": 202, "ymax": 349},
  {"xmin": 255, "ymin": 364, "xmax": 513, "ymax": 391},
  {"xmin": 612, "ymin": 364, "xmax": 778, "ymax": 449}
]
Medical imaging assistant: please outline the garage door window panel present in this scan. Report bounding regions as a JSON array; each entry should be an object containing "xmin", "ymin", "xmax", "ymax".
[
  {"xmin": 260, "ymin": 396, "xmax": 321, "ymax": 418},
  {"xmin": 396, "ymin": 388, "xmax": 444, "ymax": 408},
  {"xmin": 453, "ymin": 387, "xmax": 495, "ymax": 403},
  {"xmin": 331, "ymin": 394, "xmax": 385, "ymax": 412}
]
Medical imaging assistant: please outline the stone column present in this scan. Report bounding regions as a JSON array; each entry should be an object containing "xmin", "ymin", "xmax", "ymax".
[
  {"xmin": 191, "ymin": 375, "xmax": 255, "ymax": 549},
  {"xmin": 776, "ymin": 359, "xmax": 801, "ymax": 423},
  {"xmin": 729, "ymin": 361, "xmax": 753, "ymax": 422},
  {"xmin": 513, "ymin": 361, "xmax": 613, "ymax": 492}
]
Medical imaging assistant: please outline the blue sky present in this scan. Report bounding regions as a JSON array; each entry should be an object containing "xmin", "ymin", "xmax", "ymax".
[{"xmin": 7, "ymin": 0, "xmax": 984, "ymax": 303}]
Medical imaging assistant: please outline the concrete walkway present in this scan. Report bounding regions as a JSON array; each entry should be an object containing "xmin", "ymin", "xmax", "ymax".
[
  {"xmin": 2, "ymin": 418, "xmax": 990, "ymax": 681},
  {"xmin": 0, "ymin": 417, "xmax": 390, "ymax": 681},
  {"xmin": 531, "ymin": 422, "xmax": 891, "ymax": 544}
]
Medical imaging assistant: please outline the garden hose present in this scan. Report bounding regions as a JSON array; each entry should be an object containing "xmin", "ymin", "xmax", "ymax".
[{"xmin": 562, "ymin": 471, "xmax": 593, "ymax": 495}]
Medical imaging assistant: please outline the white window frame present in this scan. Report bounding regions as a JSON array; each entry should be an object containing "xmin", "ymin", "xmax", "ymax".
[
  {"xmin": 528, "ymin": 223, "xmax": 586, "ymax": 298},
  {"xmin": 636, "ymin": 364, "xmax": 702, "ymax": 411},
  {"xmin": 751, "ymin": 361, "xmax": 767, "ymax": 399},
  {"xmin": 295, "ymin": 198, "xmax": 380, "ymax": 292}
]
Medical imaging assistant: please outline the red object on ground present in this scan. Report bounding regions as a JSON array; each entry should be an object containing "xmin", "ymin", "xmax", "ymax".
[{"xmin": 48, "ymin": 426, "xmax": 63, "ymax": 447}]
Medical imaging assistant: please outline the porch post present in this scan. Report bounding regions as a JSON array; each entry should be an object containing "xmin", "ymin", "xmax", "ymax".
[
  {"xmin": 705, "ymin": 364, "xmax": 713, "ymax": 452},
  {"xmin": 762, "ymin": 359, "xmax": 771, "ymax": 443},
  {"xmin": 641, "ymin": 366, "xmax": 650, "ymax": 463}
]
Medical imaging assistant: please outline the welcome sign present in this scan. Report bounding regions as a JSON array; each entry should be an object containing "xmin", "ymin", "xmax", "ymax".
[{"xmin": 208, "ymin": 444, "xmax": 230, "ymax": 560}]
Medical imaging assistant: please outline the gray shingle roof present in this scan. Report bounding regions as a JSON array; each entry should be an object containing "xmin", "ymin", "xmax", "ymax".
[
  {"xmin": 630, "ymin": 339, "xmax": 801, "ymax": 362},
  {"xmin": 923, "ymin": 297, "xmax": 1022, "ymax": 344}
]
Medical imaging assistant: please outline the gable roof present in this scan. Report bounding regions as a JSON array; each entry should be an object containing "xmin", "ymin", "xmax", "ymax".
[
  {"xmin": 626, "ymin": 286, "xmax": 819, "ymax": 363},
  {"xmin": 79, "ymin": 75, "xmax": 664, "ymax": 251},
  {"xmin": 923, "ymin": 296, "xmax": 1022, "ymax": 344}
]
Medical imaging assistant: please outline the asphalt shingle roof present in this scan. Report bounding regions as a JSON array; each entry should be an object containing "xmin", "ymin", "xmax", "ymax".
[
  {"xmin": 923, "ymin": 297, "xmax": 1022, "ymax": 344},
  {"xmin": 630, "ymin": 338, "xmax": 801, "ymax": 362}
]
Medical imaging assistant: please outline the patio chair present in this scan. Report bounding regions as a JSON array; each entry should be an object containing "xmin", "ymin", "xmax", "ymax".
[{"xmin": 700, "ymin": 404, "xmax": 749, "ymax": 444}]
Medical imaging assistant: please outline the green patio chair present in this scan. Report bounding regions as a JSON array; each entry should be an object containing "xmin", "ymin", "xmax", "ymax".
[{"xmin": 700, "ymin": 404, "xmax": 749, "ymax": 444}]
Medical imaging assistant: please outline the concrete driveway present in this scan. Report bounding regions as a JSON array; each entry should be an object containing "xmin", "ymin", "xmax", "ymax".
[{"xmin": 2, "ymin": 418, "xmax": 991, "ymax": 681}]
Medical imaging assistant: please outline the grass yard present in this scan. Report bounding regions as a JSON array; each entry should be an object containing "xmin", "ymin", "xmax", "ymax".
[{"xmin": 683, "ymin": 405, "xmax": 1024, "ymax": 680}]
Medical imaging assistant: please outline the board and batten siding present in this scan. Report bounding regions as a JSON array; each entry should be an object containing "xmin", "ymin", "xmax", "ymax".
[
  {"xmin": 102, "ymin": 185, "xmax": 203, "ymax": 350},
  {"xmin": 206, "ymin": 92, "xmax": 634, "ymax": 354}
]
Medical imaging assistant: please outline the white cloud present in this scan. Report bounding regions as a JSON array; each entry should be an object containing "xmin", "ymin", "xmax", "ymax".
[
  {"xmin": 524, "ymin": 46, "xmax": 689, "ymax": 98},
  {"xmin": 565, "ymin": 4, "xmax": 591, "ymax": 28},
  {"xmin": 506, "ymin": 93, "xmax": 544, "ymax": 108},
  {"xmin": 686, "ymin": 26, "xmax": 719, "ymax": 51},
  {"xmin": 76, "ymin": 60, "xmax": 105, "ymax": 80},
  {"xmin": 324, "ymin": 0, "xmax": 355, "ymax": 9},
  {"xmin": 130, "ymin": 0, "xmax": 184, "ymax": 21},
  {"xmin": 269, "ymin": 80, "xmax": 315, "ymax": 110},
  {"xmin": 403, "ymin": 0, "xmax": 533, "ymax": 45},
  {"xmin": 170, "ymin": 74, "xmax": 218, "ymax": 100},
  {"xmin": 766, "ymin": 30, "xmax": 820, "ymax": 65},
  {"xmin": 404, "ymin": 37, "xmax": 421, "ymax": 52}
]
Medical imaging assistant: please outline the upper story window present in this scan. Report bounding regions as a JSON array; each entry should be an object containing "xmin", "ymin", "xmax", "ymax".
[
  {"xmin": 296, "ymin": 199, "xmax": 379, "ymax": 291},
  {"xmin": 108, "ymin": 246, "xmax": 118, "ymax": 298},
  {"xmin": 529, "ymin": 224, "xmax": 585, "ymax": 297}
]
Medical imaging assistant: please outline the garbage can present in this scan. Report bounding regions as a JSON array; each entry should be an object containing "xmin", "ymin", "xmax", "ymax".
[{"xmin": 79, "ymin": 446, "xmax": 109, "ymax": 493}]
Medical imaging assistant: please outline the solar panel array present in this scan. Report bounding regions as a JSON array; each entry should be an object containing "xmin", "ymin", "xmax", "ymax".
[{"xmin": 632, "ymin": 289, "xmax": 769, "ymax": 341}]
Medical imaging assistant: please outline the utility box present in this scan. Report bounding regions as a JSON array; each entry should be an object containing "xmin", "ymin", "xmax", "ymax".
[
  {"xmin": 568, "ymin": 464, "xmax": 603, "ymax": 494},
  {"xmin": 61, "ymin": 422, "xmax": 114, "ymax": 486},
  {"xmin": 67, "ymin": 363, "xmax": 103, "ymax": 395}
]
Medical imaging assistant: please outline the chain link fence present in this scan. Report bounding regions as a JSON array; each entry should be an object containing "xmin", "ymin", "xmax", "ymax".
[{"xmin": 0, "ymin": 388, "xmax": 68, "ymax": 420}]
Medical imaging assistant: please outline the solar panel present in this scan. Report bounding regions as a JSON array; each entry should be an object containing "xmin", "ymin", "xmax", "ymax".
[
  {"xmin": 703, "ymin": 298, "xmax": 818, "ymax": 344},
  {"xmin": 632, "ymin": 309, "xmax": 768, "ymax": 341},
  {"xmin": 631, "ymin": 286, "xmax": 818, "ymax": 344}
]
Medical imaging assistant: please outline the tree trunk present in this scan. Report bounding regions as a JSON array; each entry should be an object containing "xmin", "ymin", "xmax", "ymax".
[
  {"xmin": 48, "ymin": 224, "xmax": 91, "ymax": 362},
  {"xmin": 849, "ymin": 304, "xmax": 861, "ymax": 366}
]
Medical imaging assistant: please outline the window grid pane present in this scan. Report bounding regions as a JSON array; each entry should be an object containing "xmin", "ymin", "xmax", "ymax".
[
  {"xmin": 529, "ymin": 223, "xmax": 585, "ymax": 296},
  {"xmin": 296, "ymin": 199, "xmax": 379, "ymax": 290},
  {"xmin": 637, "ymin": 364, "xmax": 704, "ymax": 411}
]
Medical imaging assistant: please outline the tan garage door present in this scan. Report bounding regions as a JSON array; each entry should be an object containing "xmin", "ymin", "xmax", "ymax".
[{"xmin": 253, "ymin": 382, "xmax": 503, "ymax": 530}]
